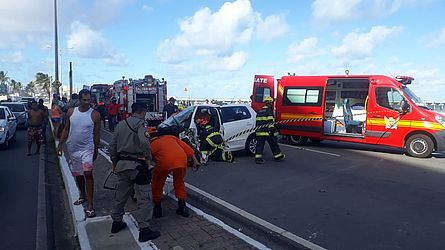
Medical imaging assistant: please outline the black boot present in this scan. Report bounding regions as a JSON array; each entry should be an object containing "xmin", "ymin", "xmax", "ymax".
[
  {"xmin": 111, "ymin": 221, "xmax": 127, "ymax": 233},
  {"xmin": 153, "ymin": 202, "xmax": 162, "ymax": 218},
  {"xmin": 138, "ymin": 227, "xmax": 160, "ymax": 242},
  {"xmin": 176, "ymin": 200, "xmax": 190, "ymax": 217}
]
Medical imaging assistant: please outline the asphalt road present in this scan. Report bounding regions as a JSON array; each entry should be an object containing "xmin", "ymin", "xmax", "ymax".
[
  {"xmin": 100, "ymin": 126, "xmax": 445, "ymax": 249},
  {"xmin": 0, "ymin": 129, "xmax": 39, "ymax": 249},
  {"xmin": 186, "ymin": 141, "xmax": 445, "ymax": 249}
]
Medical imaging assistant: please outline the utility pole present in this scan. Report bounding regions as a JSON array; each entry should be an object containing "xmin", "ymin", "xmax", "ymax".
[
  {"xmin": 54, "ymin": 0, "xmax": 59, "ymax": 94},
  {"xmin": 69, "ymin": 62, "xmax": 73, "ymax": 97}
]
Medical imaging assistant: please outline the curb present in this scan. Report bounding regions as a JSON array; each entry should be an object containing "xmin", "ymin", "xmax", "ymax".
[{"xmin": 35, "ymin": 141, "xmax": 48, "ymax": 250}]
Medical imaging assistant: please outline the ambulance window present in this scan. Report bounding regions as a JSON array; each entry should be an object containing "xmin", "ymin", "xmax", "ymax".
[
  {"xmin": 283, "ymin": 87, "xmax": 323, "ymax": 106},
  {"xmin": 375, "ymin": 87, "xmax": 404, "ymax": 111},
  {"xmin": 255, "ymin": 87, "xmax": 271, "ymax": 102}
]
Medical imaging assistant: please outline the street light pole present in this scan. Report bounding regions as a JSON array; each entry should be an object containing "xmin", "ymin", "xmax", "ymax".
[{"xmin": 54, "ymin": 0, "xmax": 59, "ymax": 94}]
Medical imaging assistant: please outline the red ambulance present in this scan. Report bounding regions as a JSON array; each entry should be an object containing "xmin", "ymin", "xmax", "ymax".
[{"xmin": 251, "ymin": 74, "xmax": 445, "ymax": 158}]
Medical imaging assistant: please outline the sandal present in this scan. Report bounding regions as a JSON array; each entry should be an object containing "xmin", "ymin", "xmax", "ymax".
[
  {"xmin": 85, "ymin": 209, "xmax": 96, "ymax": 218},
  {"xmin": 73, "ymin": 198, "xmax": 87, "ymax": 205}
]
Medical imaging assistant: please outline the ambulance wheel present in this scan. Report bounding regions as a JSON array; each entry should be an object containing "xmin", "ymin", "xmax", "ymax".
[
  {"xmin": 289, "ymin": 135, "xmax": 308, "ymax": 146},
  {"xmin": 310, "ymin": 138, "xmax": 323, "ymax": 145},
  {"xmin": 405, "ymin": 134, "xmax": 434, "ymax": 158},
  {"xmin": 245, "ymin": 134, "xmax": 257, "ymax": 156}
]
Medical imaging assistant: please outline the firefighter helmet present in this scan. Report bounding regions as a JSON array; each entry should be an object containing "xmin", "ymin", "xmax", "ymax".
[{"xmin": 264, "ymin": 96, "xmax": 273, "ymax": 103}]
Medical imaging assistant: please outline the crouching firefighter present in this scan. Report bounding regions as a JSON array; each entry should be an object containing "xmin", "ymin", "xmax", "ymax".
[
  {"xmin": 197, "ymin": 115, "xmax": 234, "ymax": 163},
  {"xmin": 255, "ymin": 96, "xmax": 285, "ymax": 164},
  {"xmin": 150, "ymin": 129, "xmax": 200, "ymax": 218},
  {"xmin": 109, "ymin": 102, "xmax": 161, "ymax": 242}
]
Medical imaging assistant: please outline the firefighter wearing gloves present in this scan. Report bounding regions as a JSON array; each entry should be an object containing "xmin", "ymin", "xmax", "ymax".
[
  {"xmin": 198, "ymin": 118, "xmax": 234, "ymax": 163},
  {"xmin": 255, "ymin": 97, "xmax": 285, "ymax": 164},
  {"xmin": 150, "ymin": 133, "xmax": 200, "ymax": 218}
]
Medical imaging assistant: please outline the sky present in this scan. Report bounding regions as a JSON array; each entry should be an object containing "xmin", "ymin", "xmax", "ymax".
[{"xmin": 0, "ymin": 0, "xmax": 445, "ymax": 100}]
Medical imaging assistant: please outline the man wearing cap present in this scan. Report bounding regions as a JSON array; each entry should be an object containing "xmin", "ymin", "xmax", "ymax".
[
  {"xmin": 109, "ymin": 102, "xmax": 161, "ymax": 242},
  {"xmin": 163, "ymin": 97, "xmax": 179, "ymax": 118},
  {"xmin": 254, "ymin": 96, "xmax": 285, "ymax": 164}
]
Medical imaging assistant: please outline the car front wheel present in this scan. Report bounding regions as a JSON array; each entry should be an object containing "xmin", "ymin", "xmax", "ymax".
[
  {"xmin": 289, "ymin": 135, "xmax": 308, "ymax": 146},
  {"xmin": 1, "ymin": 133, "xmax": 9, "ymax": 149},
  {"xmin": 245, "ymin": 134, "xmax": 257, "ymax": 156}
]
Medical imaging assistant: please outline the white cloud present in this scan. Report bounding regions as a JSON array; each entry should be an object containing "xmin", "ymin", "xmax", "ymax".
[
  {"xmin": 312, "ymin": 0, "xmax": 435, "ymax": 22},
  {"xmin": 66, "ymin": 21, "xmax": 128, "ymax": 65},
  {"xmin": 0, "ymin": 51, "xmax": 24, "ymax": 64},
  {"xmin": 312, "ymin": 0, "xmax": 362, "ymax": 21},
  {"xmin": 424, "ymin": 27, "xmax": 445, "ymax": 48},
  {"xmin": 256, "ymin": 14, "xmax": 290, "ymax": 42},
  {"xmin": 155, "ymin": 0, "xmax": 289, "ymax": 71},
  {"xmin": 103, "ymin": 53, "xmax": 129, "ymax": 66},
  {"xmin": 204, "ymin": 51, "xmax": 249, "ymax": 71},
  {"xmin": 288, "ymin": 37, "xmax": 325, "ymax": 63},
  {"xmin": 331, "ymin": 26, "xmax": 403, "ymax": 64},
  {"xmin": 142, "ymin": 4, "xmax": 154, "ymax": 12}
]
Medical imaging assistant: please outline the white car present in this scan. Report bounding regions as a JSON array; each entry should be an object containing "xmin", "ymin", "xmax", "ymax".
[
  {"xmin": 0, "ymin": 105, "xmax": 17, "ymax": 149},
  {"xmin": 158, "ymin": 104, "xmax": 257, "ymax": 155}
]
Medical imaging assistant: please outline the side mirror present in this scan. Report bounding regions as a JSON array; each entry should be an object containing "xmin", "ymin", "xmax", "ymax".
[
  {"xmin": 399, "ymin": 100, "xmax": 410, "ymax": 114},
  {"xmin": 8, "ymin": 116, "xmax": 16, "ymax": 122}
]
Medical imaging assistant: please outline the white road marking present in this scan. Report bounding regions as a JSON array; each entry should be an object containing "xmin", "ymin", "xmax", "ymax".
[
  {"xmin": 100, "ymin": 136, "xmax": 325, "ymax": 249},
  {"xmin": 167, "ymin": 193, "xmax": 272, "ymax": 250},
  {"xmin": 280, "ymin": 143, "xmax": 341, "ymax": 157},
  {"xmin": 101, "ymin": 128, "xmax": 113, "ymax": 136},
  {"xmin": 185, "ymin": 184, "xmax": 326, "ymax": 250},
  {"xmin": 100, "ymin": 143, "xmax": 274, "ymax": 250}
]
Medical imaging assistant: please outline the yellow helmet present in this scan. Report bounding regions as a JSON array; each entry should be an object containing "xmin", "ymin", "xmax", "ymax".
[{"xmin": 263, "ymin": 96, "xmax": 273, "ymax": 103}]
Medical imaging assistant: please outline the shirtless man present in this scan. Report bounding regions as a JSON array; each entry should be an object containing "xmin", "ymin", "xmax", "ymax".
[{"xmin": 27, "ymin": 101, "xmax": 46, "ymax": 156}]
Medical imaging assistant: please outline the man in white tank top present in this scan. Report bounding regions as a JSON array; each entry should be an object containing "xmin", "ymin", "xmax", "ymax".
[{"xmin": 57, "ymin": 89, "xmax": 101, "ymax": 218}]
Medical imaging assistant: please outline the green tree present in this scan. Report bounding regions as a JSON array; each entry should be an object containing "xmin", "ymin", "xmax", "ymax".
[
  {"xmin": 25, "ymin": 81, "xmax": 36, "ymax": 96},
  {"xmin": 0, "ymin": 71, "xmax": 10, "ymax": 94},
  {"xmin": 10, "ymin": 79, "xmax": 22, "ymax": 94},
  {"xmin": 33, "ymin": 72, "xmax": 51, "ymax": 99}
]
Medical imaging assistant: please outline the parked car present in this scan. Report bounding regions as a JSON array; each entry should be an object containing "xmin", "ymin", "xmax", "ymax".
[
  {"xmin": 0, "ymin": 105, "xmax": 17, "ymax": 149},
  {"xmin": 157, "ymin": 104, "xmax": 257, "ymax": 155},
  {"xmin": 20, "ymin": 97, "xmax": 36, "ymax": 109},
  {"xmin": 0, "ymin": 102, "xmax": 28, "ymax": 128}
]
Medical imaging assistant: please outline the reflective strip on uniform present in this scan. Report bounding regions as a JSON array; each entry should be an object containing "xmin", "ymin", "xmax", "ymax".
[
  {"xmin": 256, "ymin": 116, "xmax": 274, "ymax": 121},
  {"xmin": 274, "ymin": 153, "xmax": 284, "ymax": 159},
  {"xmin": 256, "ymin": 132, "xmax": 269, "ymax": 136},
  {"xmin": 255, "ymin": 154, "xmax": 262, "ymax": 159},
  {"xmin": 206, "ymin": 132, "xmax": 224, "ymax": 149}
]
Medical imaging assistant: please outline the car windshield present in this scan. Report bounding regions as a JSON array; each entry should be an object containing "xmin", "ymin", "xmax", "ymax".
[
  {"xmin": 3, "ymin": 103, "xmax": 25, "ymax": 112},
  {"xmin": 159, "ymin": 106, "xmax": 194, "ymax": 128},
  {"xmin": 0, "ymin": 109, "xmax": 5, "ymax": 119},
  {"xmin": 401, "ymin": 86, "xmax": 428, "ymax": 109}
]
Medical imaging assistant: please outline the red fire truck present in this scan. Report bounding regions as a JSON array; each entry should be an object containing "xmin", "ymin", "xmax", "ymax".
[
  {"xmin": 90, "ymin": 84, "xmax": 113, "ymax": 104},
  {"xmin": 112, "ymin": 75, "xmax": 167, "ymax": 126},
  {"xmin": 251, "ymin": 74, "xmax": 445, "ymax": 158}
]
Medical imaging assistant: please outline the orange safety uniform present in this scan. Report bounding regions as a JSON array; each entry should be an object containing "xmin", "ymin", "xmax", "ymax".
[{"xmin": 150, "ymin": 135, "xmax": 194, "ymax": 203}]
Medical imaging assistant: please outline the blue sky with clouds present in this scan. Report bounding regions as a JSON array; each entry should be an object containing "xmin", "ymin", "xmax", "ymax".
[{"xmin": 1, "ymin": 0, "xmax": 444, "ymax": 100}]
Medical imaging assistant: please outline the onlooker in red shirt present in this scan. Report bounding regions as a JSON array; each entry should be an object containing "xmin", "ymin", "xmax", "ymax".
[{"xmin": 107, "ymin": 97, "xmax": 121, "ymax": 132}]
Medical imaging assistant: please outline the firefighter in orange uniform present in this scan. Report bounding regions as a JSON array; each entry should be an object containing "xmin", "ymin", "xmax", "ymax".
[{"xmin": 150, "ymin": 132, "xmax": 200, "ymax": 218}]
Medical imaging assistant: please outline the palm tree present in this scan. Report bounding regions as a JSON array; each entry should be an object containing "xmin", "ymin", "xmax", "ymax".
[
  {"xmin": 10, "ymin": 79, "xmax": 22, "ymax": 95},
  {"xmin": 0, "ymin": 71, "xmax": 10, "ymax": 94},
  {"xmin": 25, "ymin": 82, "xmax": 36, "ymax": 96},
  {"xmin": 33, "ymin": 72, "xmax": 51, "ymax": 99}
]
